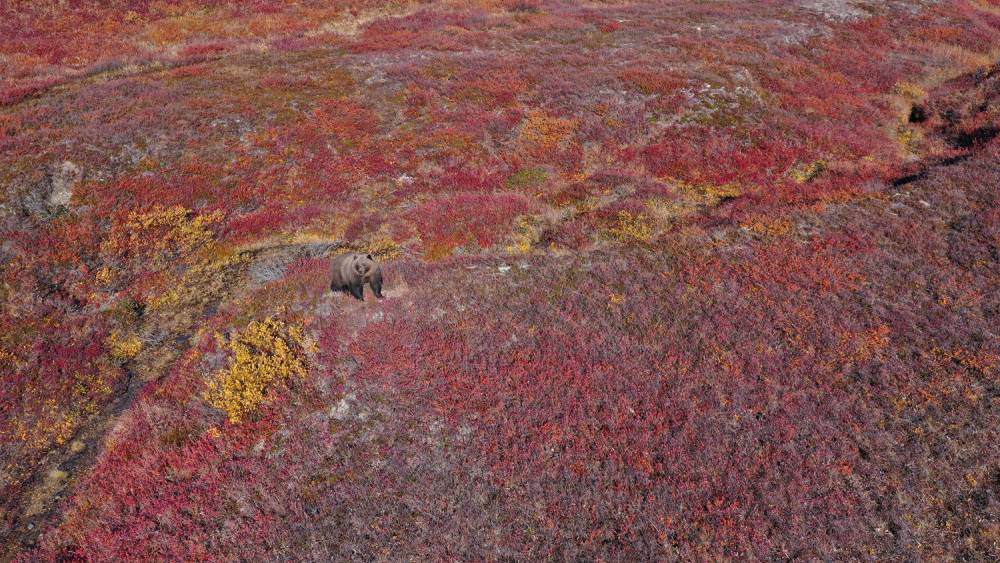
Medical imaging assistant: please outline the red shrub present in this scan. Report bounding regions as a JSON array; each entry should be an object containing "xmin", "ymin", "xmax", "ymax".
[{"xmin": 411, "ymin": 192, "xmax": 537, "ymax": 253}]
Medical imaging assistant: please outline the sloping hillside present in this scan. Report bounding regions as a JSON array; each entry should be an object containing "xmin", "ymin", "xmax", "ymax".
[{"xmin": 2, "ymin": 1, "xmax": 999, "ymax": 559}]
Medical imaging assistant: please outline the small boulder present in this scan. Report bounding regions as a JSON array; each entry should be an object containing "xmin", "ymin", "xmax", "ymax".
[
  {"xmin": 47, "ymin": 161, "xmax": 82, "ymax": 208},
  {"xmin": 329, "ymin": 394, "xmax": 356, "ymax": 420}
]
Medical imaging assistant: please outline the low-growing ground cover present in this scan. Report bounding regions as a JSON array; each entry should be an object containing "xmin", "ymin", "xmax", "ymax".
[{"xmin": 1, "ymin": 0, "xmax": 998, "ymax": 559}]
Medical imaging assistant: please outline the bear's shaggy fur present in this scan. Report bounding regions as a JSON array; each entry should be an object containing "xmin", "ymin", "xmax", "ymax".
[{"xmin": 329, "ymin": 253, "xmax": 383, "ymax": 301}]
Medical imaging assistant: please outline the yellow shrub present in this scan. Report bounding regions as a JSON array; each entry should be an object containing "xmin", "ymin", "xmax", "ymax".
[
  {"xmin": 789, "ymin": 161, "xmax": 827, "ymax": 184},
  {"xmin": 645, "ymin": 197, "xmax": 702, "ymax": 225},
  {"xmin": 896, "ymin": 124, "xmax": 923, "ymax": 153},
  {"xmin": 123, "ymin": 10, "xmax": 142, "ymax": 24},
  {"xmin": 206, "ymin": 317, "xmax": 308, "ymax": 423},
  {"xmin": 742, "ymin": 217, "xmax": 793, "ymax": 237},
  {"xmin": 29, "ymin": 398, "xmax": 82, "ymax": 448},
  {"xmin": 365, "ymin": 238, "xmax": 403, "ymax": 260},
  {"xmin": 0, "ymin": 349, "xmax": 18, "ymax": 368},
  {"xmin": 101, "ymin": 205, "xmax": 222, "ymax": 272},
  {"xmin": 147, "ymin": 251, "xmax": 246, "ymax": 311},
  {"xmin": 893, "ymin": 81, "xmax": 928, "ymax": 101},
  {"xmin": 106, "ymin": 331, "xmax": 142, "ymax": 363},
  {"xmin": 505, "ymin": 217, "xmax": 541, "ymax": 254},
  {"xmin": 607, "ymin": 210, "xmax": 654, "ymax": 245},
  {"xmin": 673, "ymin": 180, "xmax": 743, "ymax": 206},
  {"xmin": 519, "ymin": 110, "xmax": 577, "ymax": 157},
  {"xmin": 95, "ymin": 266, "xmax": 115, "ymax": 286},
  {"xmin": 52, "ymin": 412, "xmax": 78, "ymax": 446},
  {"xmin": 423, "ymin": 59, "xmax": 458, "ymax": 80},
  {"xmin": 423, "ymin": 240, "xmax": 455, "ymax": 261}
]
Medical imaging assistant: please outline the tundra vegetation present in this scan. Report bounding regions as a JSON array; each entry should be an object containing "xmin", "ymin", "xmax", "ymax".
[{"xmin": 1, "ymin": 0, "xmax": 999, "ymax": 560}]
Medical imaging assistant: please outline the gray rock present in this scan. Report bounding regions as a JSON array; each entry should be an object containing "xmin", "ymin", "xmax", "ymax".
[
  {"xmin": 47, "ymin": 161, "xmax": 82, "ymax": 208},
  {"xmin": 799, "ymin": 0, "xmax": 870, "ymax": 22},
  {"xmin": 329, "ymin": 393, "xmax": 357, "ymax": 420}
]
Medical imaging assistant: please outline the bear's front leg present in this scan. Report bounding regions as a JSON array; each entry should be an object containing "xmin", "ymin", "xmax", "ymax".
[{"xmin": 349, "ymin": 283, "xmax": 365, "ymax": 301}]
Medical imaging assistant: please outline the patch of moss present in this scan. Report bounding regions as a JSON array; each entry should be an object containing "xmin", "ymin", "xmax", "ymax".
[{"xmin": 507, "ymin": 167, "xmax": 548, "ymax": 190}]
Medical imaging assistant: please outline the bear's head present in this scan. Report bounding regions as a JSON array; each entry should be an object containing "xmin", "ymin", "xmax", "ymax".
[{"xmin": 352, "ymin": 254, "xmax": 376, "ymax": 277}]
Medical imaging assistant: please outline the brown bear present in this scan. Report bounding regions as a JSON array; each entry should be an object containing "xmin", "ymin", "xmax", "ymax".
[{"xmin": 329, "ymin": 253, "xmax": 383, "ymax": 301}]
